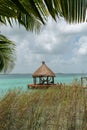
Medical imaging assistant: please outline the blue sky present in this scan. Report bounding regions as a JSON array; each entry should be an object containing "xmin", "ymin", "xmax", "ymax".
[{"xmin": 1, "ymin": 18, "xmax": 87, "ymax": 73}]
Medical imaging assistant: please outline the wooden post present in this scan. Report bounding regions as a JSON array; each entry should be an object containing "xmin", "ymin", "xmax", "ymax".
[
  {"xmin": 47, "ymin": 76, "xmax": 48, "ymax": 84},
  {"xmin": 52, "ymin": 77, "xmax": 54, "ymax": 84},
  {"xmin": 81, "ymin": 77, "xmax": 83, "ymax": 86},
  {"xmin": 33, "ymin": 77, "xmax": 36, "ymax": 84},
  {"xmin": 39, "ymin": 77, "xmax": 42, "ymax": 84}
]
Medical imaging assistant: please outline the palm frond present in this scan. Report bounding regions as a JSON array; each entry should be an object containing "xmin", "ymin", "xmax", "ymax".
[
  {"xmin": 0, "ymin": 34, "xmax": 16, "ymax": 73},
  {"xmin": 0, "ymin": 0, "xmax": 48, "ymax": 31},
  {"xmin": 0, "ymin": 0, "xmax": 87, "ymax": 30},
  {"xmin": 56, "ymin": 0, "xmax": 87, "ymax": 23}
]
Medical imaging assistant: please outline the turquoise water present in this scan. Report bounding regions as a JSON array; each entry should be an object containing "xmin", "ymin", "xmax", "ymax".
[{"xmin": 0, "ymin": 73, "xmax": 86, "ymax": 96}]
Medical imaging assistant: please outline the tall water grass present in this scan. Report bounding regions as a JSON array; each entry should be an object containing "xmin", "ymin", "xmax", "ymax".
[{"xmin": 0, "ymin": 85, "xmax": 87, "ymax": 130}]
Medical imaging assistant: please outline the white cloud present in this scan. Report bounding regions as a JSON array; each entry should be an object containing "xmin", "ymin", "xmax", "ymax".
[
  {"xmin": 1, "ymin": 18, "xmax": 87, "ymax": 73},
  {"xmin": 76, "ymin": 37, "xmax": 87, "ymax": 56}
]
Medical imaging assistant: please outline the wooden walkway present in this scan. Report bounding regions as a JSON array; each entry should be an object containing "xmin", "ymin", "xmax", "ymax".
[
  {"xmin": 27, "ymin": 84, "xmax": 61, "ymax": 89},
  {"xmin": 27, "ymin": 84, "xmax": 87, "ymax": 89}
]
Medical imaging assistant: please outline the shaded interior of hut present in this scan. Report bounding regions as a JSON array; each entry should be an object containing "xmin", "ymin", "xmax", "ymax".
[{"xmin": 33, "ymin": 76, "xmax": 54, "ymax": 85}]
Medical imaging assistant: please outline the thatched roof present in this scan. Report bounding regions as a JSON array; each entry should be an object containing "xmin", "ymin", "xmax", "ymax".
[{"xmin": 32, "ymin": 61, "xmax": 55, "ymax": 77}]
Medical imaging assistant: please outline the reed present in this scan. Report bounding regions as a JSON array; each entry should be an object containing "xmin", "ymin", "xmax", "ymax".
[{"xmin": 0, "ymin": 85, "xmax": 87, "ymax": 130}]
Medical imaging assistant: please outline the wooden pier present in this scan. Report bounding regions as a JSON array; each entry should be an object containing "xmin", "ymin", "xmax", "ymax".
[{"xmin": 28, "ymin": 84, "xmax": 62, "ymax": 89}]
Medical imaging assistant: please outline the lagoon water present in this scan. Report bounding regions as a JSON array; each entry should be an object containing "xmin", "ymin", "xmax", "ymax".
[{"xmin": 0, "ymin": 73, "xmax": 86, "ymax": 96}]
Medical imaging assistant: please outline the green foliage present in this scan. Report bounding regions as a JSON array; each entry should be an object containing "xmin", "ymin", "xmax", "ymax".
[
  {"xmin": 0, "ymin": 34, "xmax": 16, "ymax": 73},
  {"xmin": 0, "ymin": 0, "xmax": 48, "ymax": 32},
  {"xmin": 0, "ymin": 85, "xmax": 87, "ymax": 130},
  {"xmin": 0, "ymin": 0, "xmax": 87, "ymax": 31}
]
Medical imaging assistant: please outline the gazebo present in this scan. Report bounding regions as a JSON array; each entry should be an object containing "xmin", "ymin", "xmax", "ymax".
[
  {"xmin": 28, "ymin": 61, "xmax": 56, "ymax": 89},
  {"xmin": 32, "ymin": 61, "xmax": 55, "ymax": 85}
]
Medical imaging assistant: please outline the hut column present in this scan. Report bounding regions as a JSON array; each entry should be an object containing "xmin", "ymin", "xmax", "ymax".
[
  {"xmin": 47, "ymin": 76, "xmax": 48, "ymax": 84},
  {"xmin": 39, "ymin": 77, "xmax": 41, "ymax": 84},
  {"xmin": 33, "ymin": 77, "xmax": 36, "ymax": 84},
  {"xmin": 81, "ymin": 77, "xmax": 83, "ymax": 86},
  {"xmin": 52, "ymin": 77, "xmax": 54, "ymax": 84}
]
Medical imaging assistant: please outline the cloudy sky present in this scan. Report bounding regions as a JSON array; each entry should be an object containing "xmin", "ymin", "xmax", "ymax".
[{"xmin": 1, "ymin": 17, "xmax": 87, "ymax": 74}]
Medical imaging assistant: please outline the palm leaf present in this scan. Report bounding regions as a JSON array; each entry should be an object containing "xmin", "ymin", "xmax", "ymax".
[
  {"xmin": 56, "ymin": 0, "xmax": 87, "ymax": 23},
  {"xmin": 0, "ymin": 34, "xmax": 16, "ymax": 73},
  {"xmin": 0, "ymin": 0, "xmax": 48, "ymax": 31},
  {"xmin": 0, "ymin": 0, "xmax": 87, "ymax": 29}
]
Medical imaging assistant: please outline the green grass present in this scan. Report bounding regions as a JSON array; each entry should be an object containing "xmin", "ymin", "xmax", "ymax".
[{"xmin": 0, "ymin": 85, "xmax": 87, "ymax": 130}]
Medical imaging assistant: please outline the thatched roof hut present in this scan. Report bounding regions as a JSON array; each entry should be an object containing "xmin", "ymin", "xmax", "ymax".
[{"xmin": 32, "ymin": 61, "xmax": 55, "ymax": 85}]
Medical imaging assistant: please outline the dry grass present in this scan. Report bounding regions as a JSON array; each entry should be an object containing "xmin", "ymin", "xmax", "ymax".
[{"xmin": 0, "ymin": 85, "xmax": 87, "ymax": 130}]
